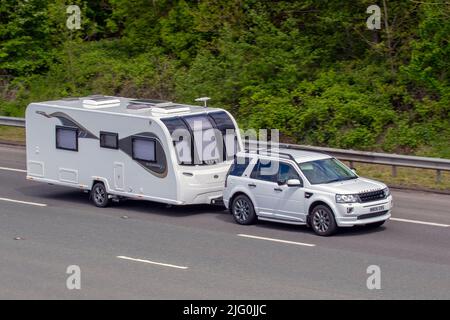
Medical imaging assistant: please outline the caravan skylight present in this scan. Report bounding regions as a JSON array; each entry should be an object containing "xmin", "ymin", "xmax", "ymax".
[
  {"xmin": 82, "ymin": 96, "xmax": 120, "ymax": 109},
  {"xmin": 127, "ymin": 99, "xmax": 190, "ymax": 114},
  {"xmin": 126, "ymin": 104, "xmax": 153, "ymax": 113},
  {"xmin": 129, "ymin": 99, "xmax": 170, "ymax": 105},
  {"xmin": 151, "ymin": 104, "xmax": 190, "ymax": 114}
]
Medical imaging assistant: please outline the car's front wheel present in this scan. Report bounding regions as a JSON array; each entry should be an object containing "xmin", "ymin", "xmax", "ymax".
[
  {"xmin": 310, "ymin": 205, "xmax": 338, "ymax": 236},
  {"xmin": 231, "ymin": 194, "xmax": 257, "ymax": 225}
]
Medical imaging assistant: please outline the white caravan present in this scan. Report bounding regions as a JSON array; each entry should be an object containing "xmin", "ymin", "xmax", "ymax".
[{"xmin": 25, "ymin": 96, "xmax": 242, "ymax": 207}]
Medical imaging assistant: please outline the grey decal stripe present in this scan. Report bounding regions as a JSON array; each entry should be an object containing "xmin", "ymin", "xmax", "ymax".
[
  {"xmin": 36, "ymin": 111, "xmax": 98, "ymax": 139},
  {"xmin": 37, "ymin": 111, "xmax": 168, "ymax": 178},
  {"xmin": 119, "ymin": 132, "xmax": 168, "ymax": 179}
]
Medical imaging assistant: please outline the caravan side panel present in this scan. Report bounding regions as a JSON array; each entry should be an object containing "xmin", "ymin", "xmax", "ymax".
[{"xmin": 25, "ymin": 103, "xmax": 179, "ymax": 204}]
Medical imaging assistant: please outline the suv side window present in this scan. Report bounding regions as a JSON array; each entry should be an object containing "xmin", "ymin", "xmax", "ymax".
[
  {"xmin": 250, "ymin": 160, "xmax": 278, "ymax": 183},
  {"xmin": 278, "ymin": 162, "xmax": 302, "ymax": 185},
  {"xmin": 228, "ymin": 157, "xmax": 250, "ymax": 176}
]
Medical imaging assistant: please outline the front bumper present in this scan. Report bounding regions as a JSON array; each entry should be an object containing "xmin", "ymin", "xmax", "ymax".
[{"xmin": 334, "ymin": 196, "xmax": 393, "ymax": 227}]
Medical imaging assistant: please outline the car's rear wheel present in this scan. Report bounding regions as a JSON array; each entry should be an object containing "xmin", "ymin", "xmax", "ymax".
[
  {"xmin": 231, "ymin": 194, "xmax": 257, "ymax": 225},
  {"xmin": 311, "ymin": 205, "xmax": 337, "ymax": 236},
  {"xmin": 91, "ymin": 182, "xmax": 109, "ymax": 208},
  {"xmin": 366, "ymin": 220, "xmax": 386, "ymax": 228}
]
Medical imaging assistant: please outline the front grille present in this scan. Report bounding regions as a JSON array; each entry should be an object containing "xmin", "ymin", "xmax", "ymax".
[
  {"xmin": 357, "ymin": 210, "xmax": 388, "ymax": 220},
  {"xmin": 358, "ymin": 190, "xmax": 386, "ymax": 203}
]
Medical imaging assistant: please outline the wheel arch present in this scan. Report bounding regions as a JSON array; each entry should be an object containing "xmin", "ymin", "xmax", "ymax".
[
  {"xmin": 307, "ymin": 200, "xmax": 335, "ymax": 226},
  {"xmin": 90, "ymin": 177, "xmax": 111, "ymax": 192},
  {"xmin": 229, "ymin": 191, "xmax": 253, "ymax": 213}
]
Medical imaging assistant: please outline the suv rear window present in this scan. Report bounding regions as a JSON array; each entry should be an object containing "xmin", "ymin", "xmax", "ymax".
[{"xmin": 228, "ymin": 157, "xmax": 250, "ymax": 176}]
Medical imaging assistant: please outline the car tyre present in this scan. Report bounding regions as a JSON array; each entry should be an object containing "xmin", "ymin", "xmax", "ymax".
[
  {"xmin": 231, "ymin": 194, "xmax": 257, "ymax": 225},
  {"xmin": 91, "ymin": 182, "xmax": 109, "ymax": 208},
  {"xmin": 310, "ymin": 205, "xmax": 337, "ymax": 236}
]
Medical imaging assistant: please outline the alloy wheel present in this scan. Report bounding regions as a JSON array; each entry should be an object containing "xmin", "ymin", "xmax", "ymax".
[
  {"xmin": 234, "ymin": 198, "xmax": 250, "ymax": 222},
  {"xmin": 313, "ymin": 209, "xmax": 331, "ymax": 233},
  {"xmin": 94, "ymin": 185, "xmax": 106, "ymax": 205}
]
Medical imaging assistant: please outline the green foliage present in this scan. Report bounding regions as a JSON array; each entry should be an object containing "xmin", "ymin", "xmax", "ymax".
[{"xmin": 0, "ymin": 0, "xmax": 449, "ymax": 158}]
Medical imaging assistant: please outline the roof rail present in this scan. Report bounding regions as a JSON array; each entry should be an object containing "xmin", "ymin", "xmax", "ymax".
[{"xmin": 243, "ymin": 145, "xmax": 296, "ymax": 162}]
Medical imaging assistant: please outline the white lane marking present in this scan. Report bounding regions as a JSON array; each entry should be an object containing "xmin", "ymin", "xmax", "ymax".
[
  {"xmin": 0, "ymin": 166, "xmax": 26, "ymax": 173},
  {"xmin": 0, "ymin": 197, "xmax": 47, "ymax": 207},
  {"xmin": 238, "ymin": 234, "xmax": 316, "ymax": 247},
  {"xmin": 390, "ymin": 217, "xmax": 449, "ymax": 228},
  {"xmin": 116, "ymin": 256, "xmax": 189, "ymax": 270}
]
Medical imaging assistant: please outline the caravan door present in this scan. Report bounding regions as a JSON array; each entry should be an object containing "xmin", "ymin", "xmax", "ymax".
[{"xmin": 114, "ymin": 162, "xmax": 125, "ymax": 190}]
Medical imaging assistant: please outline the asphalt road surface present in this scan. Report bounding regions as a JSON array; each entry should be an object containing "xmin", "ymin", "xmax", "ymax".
[{"xmin": 0, "ymin": 145, "xmax": 449, "ymax": 299}]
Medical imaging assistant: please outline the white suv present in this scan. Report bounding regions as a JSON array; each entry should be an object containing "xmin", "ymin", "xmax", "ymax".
[{"xmin": 223, "ymin": 149, "xmax": 393, "ymax": 236}]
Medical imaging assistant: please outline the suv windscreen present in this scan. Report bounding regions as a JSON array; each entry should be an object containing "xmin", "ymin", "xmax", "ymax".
[
  {"xmin": 298, "ymin": 158, "xmax": 357, "ymax": 184},
  {"xmin": 162, "ymin": 112, "xmax": 238, "ymax": 165}
]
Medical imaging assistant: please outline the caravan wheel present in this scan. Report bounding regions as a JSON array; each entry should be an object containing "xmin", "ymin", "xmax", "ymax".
[{"xmin": 91, "ymin": 182, "xmax": 110, "ymax": 208}]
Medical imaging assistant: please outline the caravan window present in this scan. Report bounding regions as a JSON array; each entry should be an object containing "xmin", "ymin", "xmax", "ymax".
[
  {"xmin": 208, "ymin": 111, "xmax": 238, "ymax": 160},
  {"xmin": 132, "ymin": 137, "xmax": 156, "ymax": 162},
  {"xmin": 162, "ymin": 112, "xmax": 238, "ymax": 165},
  {"xmin": 183, "ymin": 115, "xmax": 221, "ymax": 164},
  {"xmin": 161, "ymin": 117, "xmax": 193, "ymax": 164},
  {"xmin": 100, "ymin": 131, "xmax": 119, "ymax": 149},
  {"xmin": 56, "ymin": 126, "xmax": 78, "ymax": 151}
]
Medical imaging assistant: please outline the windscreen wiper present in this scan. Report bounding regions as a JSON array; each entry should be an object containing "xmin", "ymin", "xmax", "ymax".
[
  {"xmin": 324, "ymin": 178, "xmax": 341, "ymax": 184},
  {"xmin": 340, "ymin": 176, "xmax": 358, "ymax": 181}
]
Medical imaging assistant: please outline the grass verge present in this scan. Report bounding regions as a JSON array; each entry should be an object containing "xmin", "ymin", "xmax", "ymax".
[
  {"xmin": 0, "ymin": 125, "xmax": 25, "ymax": 145},
  {"xmin": 343, "ymin": 162, "xmax": 450, "ymax": 192}
]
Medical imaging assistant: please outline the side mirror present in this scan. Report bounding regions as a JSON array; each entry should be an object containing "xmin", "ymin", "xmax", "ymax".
[{"xmin": 287, "ymin": 179, "xmax": 302, "ymax": 187}]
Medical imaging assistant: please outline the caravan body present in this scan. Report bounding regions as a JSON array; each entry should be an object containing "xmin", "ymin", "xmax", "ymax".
[{"xmin": 25, "ymin": 96, "xmax": 242, "ymax": 205}]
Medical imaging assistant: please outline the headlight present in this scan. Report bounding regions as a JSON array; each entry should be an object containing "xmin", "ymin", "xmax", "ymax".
[
  {"xmin": 336, "ymin": 194, "xmax": 359, "ymax": 203},
  {"xmin": 383, "ymin": 187, "xmax": 391, "ymax": 197}
]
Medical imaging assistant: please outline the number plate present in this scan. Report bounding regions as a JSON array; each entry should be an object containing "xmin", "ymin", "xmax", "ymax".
[{"xmin": 370, "ymin": 205, "xmax": 385, "ymax": 212}]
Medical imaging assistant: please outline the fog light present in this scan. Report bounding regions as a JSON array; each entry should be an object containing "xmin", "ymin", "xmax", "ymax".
[{"xmin": 347, "ymin": 207, "xmax": 354, "ymax": 214}]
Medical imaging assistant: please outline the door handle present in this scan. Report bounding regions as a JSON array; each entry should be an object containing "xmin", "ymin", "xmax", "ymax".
[
  {"xmin": 274, "ymin": 187, "xmax": 283, "ymax": 192},
  {"xmin": 248, "ymin": 183, "xmax": 256, "ymax": 188}
]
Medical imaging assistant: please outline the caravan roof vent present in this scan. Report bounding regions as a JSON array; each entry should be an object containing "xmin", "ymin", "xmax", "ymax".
[
  {"xmin": 126, "ymin": 104, "xmax": 153, "ymax": 113},
  {"xmin": 82, "ymin": 96, "xmax": 121, "ymax": 109},
  {"xmin": 129, "ymin": 99, "xmax": 170, "ymax": 106},
  {"xmin": 127, "ymin": 99, "xmax": 190, "ymax": 114},
  {"xmin": 151, "ymin": 104, "xmax": 190, "ymax": 114}
]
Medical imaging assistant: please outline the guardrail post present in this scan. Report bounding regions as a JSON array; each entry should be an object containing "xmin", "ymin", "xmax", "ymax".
[
  {"xmin": 392, "ymin": 165, "xmax": 397, "ymax": 178},
  {"xmin": 436, "ymin": 170, "xmax": 442, "ymax": 184}
]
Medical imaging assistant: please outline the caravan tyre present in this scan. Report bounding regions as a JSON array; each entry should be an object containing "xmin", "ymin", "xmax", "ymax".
[{"xmin": 91, "ymin": 182, "xmax": 109, "ymax": 207}]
